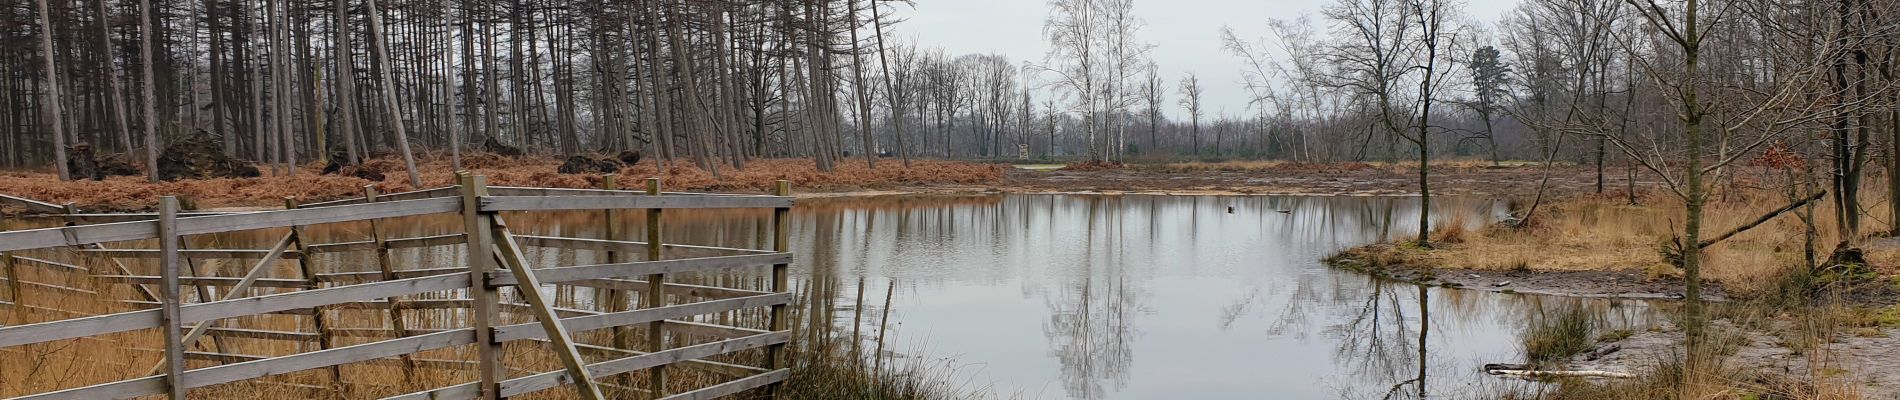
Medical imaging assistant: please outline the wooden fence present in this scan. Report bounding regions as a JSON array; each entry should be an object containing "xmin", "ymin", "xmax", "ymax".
[{"xmin": 0, "ymin": 173, "xmax": 796, "ymax": 400}]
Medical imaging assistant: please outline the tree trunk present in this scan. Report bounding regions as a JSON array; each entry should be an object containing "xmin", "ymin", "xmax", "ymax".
[
  {"xmin": 365, "ymin": 0, "xmax": 421, "ymax": 186},
  {"xmin": 459, "ymin": 0, "xmax": 478, "ymax": 169},
  {"xmin": 270, "ymin": 0, "xmax": 293, "ymax": 175},
  {"xmin": 482, "ymin": 0, "xmax": 499, "ymax": 152},
  {"xmin": 1680, "ymin": 0, "xmax": 1707, "ymax": 373},
  {"xmin": 870, "ymin": 0, "xmax": 909, "ymax": 168},
  {"xmin": 334, "ymin": 0, "xmax": 362, "ymax": 165},
  {"xmin": 666, "ymin": 0, "xmax": 720, "ymax": 177},
  {"xmin": 93, "ymin": 0, "xmax": 134, "ymax": 156},
  {"xmin": 36, "ymin": 0, "xmax": 70, "ymax": 181},
  {"xmin": 209, "ymin": 0, "xmax": 231, "ymax": 154}
]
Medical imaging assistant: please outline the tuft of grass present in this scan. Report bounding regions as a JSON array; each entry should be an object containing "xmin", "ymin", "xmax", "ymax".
[
  {"xmin": 1432, "ymin": 207, "xmax": 1471, "ymax": 244},
  {"xmin": 1523, "ymin": 306, "xmax": 1597, "ymax": 364},
  {"xmin": 778, "ymin": 342, "xmax": 986, "ymax": 400}
]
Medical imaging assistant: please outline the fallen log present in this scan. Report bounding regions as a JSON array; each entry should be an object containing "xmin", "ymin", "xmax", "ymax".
[
  {"xmin": 1486, "ymin": 369, "xmax": 1636, "ymax": 379},
  {"xmin": 1482, "ymin": 362, "xmax": 1634, "ymax": 379},
  {"xmin": 1699, "ymin": 190, "xmax": 1825, "ymax": 249},
  {"xmin": 1584, "ymin": 343, "xmax": 1621, "ymax": 361}
]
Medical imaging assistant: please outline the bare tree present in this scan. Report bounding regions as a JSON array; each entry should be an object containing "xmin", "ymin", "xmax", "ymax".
[
  {"xmin": 1177, "ymin": 73, "xmax": 1203, "ymax": 156},
  {"xmin": 848, "ymin": 0, "xmax": 877, "ymax": 168},
  {"xmin": 1398, "ymin": 0, "xmax": 1462, "ymax": 246},
  {"xmin": 1100, "ymin": 0, "xmax": 1148, "ymax": 161},
  {"xmin": 92, "ymin": 0, "xmax": 132, "ymax": 156},
  {"xmin": 871, "ymin": 0, "xmax": 915, "ymax": 167},
  {"xmin": 1141, "ymin": 64, "xmax": 1163, "ymax": 153},
  {"xmin": 1030, "ymin": 0, "xmax": 1102, "ymax": 162},
  {"xmin": 1317, "ymin": 0, "xmax": 1464, "ymax": 245}
]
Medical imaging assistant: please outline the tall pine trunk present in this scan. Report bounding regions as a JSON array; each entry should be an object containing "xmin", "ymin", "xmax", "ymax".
[
  {"xmin": 36, "ymin": 0, "xmax": 70, "ymax": 181},
  {"xmin": 93, "ymin": 0, "xmax": 134, "ymax": 155},
  {"xmin": 365, "ymin": 0, "xmax": 421, "ymax": 186},
  {"xmin": 870, "ymin": 0, "xmax": 909, "ymax": 168}
]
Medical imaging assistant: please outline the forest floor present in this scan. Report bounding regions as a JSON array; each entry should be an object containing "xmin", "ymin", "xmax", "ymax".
[
  {"xmin": 0, "ymin": 153, "xmax": 1008, "ymax": 212},
  {"xmin": 1, "ymin": 155, "xmax": 1620, "ymax": 212}
]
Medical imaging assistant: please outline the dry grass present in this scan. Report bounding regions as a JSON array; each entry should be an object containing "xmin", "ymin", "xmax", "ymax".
[
  {"xmin": 0, "ymin": 212, "xmax": 966, "ymax": 400},
  {"xmin": 1511, "ymin": 357, "xmax": 1865, "ymax": 400},
  {"xmin": 1141, "ymin": 160, "xmax": 1378, "ymax": 173},
  {"xmin": 1489, "ymin": 294, "xmax": 1875, "ymax": 400},
  {"xmin": 1523, "ymin": 306, "xmax": 1596, "ymax": 364},
  {"xmin": 0, "ymin": 153, "xmax": 1005, "ymax": 212},
  {"xmin": 1365, "ymin": 185, "xmax": 1899, "ymax": 295},
  {"xmin": 1347, "ymin": 175, "xmax": 1900, "ymax": 399},
  {"xmin": 1138, "ymin": 158, "xmax": 1536, "ymax": 174}
]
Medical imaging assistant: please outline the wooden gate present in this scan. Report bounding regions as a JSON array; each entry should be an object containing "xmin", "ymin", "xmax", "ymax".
[{"xmin": 0, "ymin": 173, "xmax": 796, "ymax": 400}]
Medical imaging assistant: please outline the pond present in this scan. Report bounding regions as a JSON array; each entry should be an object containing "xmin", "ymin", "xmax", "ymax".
[
  {"xmin": 2, "ymin": 193, "xmax": 1663, "ymax": 399},
  {"xmin": 657, "ymin": 194, "xmax": 1662, "ymax": 399}
]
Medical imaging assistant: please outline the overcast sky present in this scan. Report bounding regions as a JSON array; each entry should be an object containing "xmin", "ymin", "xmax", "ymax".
[{"xmin": 889, "ymin": 0, "xmax": 1518, "ymax": 120}]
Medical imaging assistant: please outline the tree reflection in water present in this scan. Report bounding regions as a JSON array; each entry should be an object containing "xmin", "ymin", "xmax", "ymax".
[
  {"xmin": 435, "ymin": 194, "xmax": 1660, "ymax": 399},
  {"xmin": 1042, "ymin": 196, "xmax": 1145, "ymax": 400},
  {"xmin": 1325, "ymin": 277, "xmax": 1425, "ymax": 399}
]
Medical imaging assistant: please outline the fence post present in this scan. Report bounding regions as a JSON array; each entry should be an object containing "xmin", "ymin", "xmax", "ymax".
[
  {"xmin": 599, "ymin": 174, "xmax": 638, "ymax": 397},
  {"xmin": 459, "ymin": 173, "xmax": 504, "ymax": 400},
  {"xmin": 157, "ymin": 196, "xmax": 186, "ymax": 400},
  {"xmin": 177, "ymin": 200, "xmax": 232, "ymax": 362},
  {"xmin": 601, "ymin": 174, "xmax": 625, "ymax": 313},
  {"xmin": 765, "ymin": 180, "xmax": 791, "ymax": 397},
  {"xmin": 644, "ymin": 177, "xmax": 668, "ymax": 396},
  {"xmin": 59, "ymin": 203, "xmax": 77, "ymax": 224},
  {"xmin": 284, "ymin": 197, "xmax": 345, "ymax": 392},
  {"xmin": 491, "ymin": 219, "xmax": 607, "ymax": 399},
  {"xmin": 0, "ymin": 211, "xmax": 18, "ymax": 317},
  {"xmin": 364, "ymin": 186, "xmax": 419, "ymax": 378}
]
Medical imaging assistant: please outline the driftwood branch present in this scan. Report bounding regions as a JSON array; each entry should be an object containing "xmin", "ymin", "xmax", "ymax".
[
  {"xmin": 1483, "ymin": 362, "xmax": 1635, "ymax": 379},
  {"xmin": 1699, "ymin": 190, "xmax": 1826, "ymax": 249},
  {"xmin": 1487, "ymin": 369, "xmax": 1637, "ymax": 379}
]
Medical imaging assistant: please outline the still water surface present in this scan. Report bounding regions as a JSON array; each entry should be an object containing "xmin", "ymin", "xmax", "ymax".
[
  {"xmin": 744, "ymin": 194, "xmax": 1657, "ymax": 399},
  {"xmin": 11, "ymin": 194, "xmax": 1659, "ymax": 399}
]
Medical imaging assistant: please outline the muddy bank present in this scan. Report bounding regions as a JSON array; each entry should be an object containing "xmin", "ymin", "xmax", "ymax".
[
  {"xmin": 1565, "ymin": 320, "xmax": 1900, "ymax": 399},
  {"xmin": 1326, "ymin": 244, "xmax": 1727, "ymax": 301},
  {"xmin": 1330, "ymin": 241, "xmax": 1900, "ymax": 397},
  {"xmin": 834, "ymin": 163, "xmax": 1630, "ymax": 200},
  {"xmin": 994, "ymin": 163, "xmax": 1632, "ymax": 197}
]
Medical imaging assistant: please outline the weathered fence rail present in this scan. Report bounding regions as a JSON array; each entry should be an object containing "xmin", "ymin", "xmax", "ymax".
[{"xmin": 0, "ymin": 173, "xmax": 796, "ymax": 400}]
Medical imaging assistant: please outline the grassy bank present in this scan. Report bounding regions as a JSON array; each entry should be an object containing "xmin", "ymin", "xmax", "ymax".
[
  {"xmin": 1338, "ymin": 187, "xmax": 1900, "ymax": 295},
  {"xmin": 0, "ymin": 153, "xmax": 1005, "ymax": 212},
  {"xmin": 1328, "ymin": 183, "xmax": 1900, "ymax": 399},
  {"xmin": 1495, "ymin": 298, "xmax": 1879, "ymax": 400}
]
